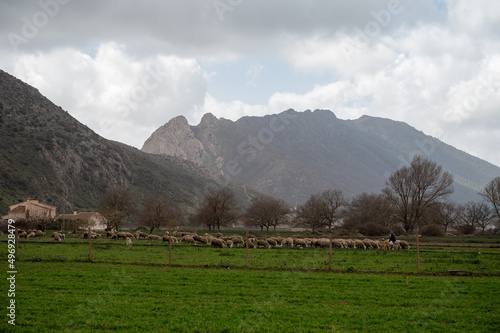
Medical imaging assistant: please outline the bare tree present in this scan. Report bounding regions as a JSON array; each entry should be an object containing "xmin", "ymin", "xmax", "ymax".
[
  {"xmin": 343, "ymin": 193, "xmax": 393, "ymax": 229},
  {"xmin": 244, "ymin": 196, "xmax": 289, "ymax": 233},
  {"xmin": 195, "ymin": 187, "xmax": 240, "ymax": 231},
  {"xmin": 455, "ymin": 201, "xmax": 493, "ymax": 234},
  {"xmin": 317, "ymin": 189, "xmax": 346, "ymax": 230},
  {"xmin": 383, "ymin": 156, "xmax": 454, "ymax": 232},
  {"xmin": 295, "ymin": 194, "xmax": 324, "ymax": 232},
  {"xmin": 480, "ymin": 177, "xmax": 500, "ymax": 221},
  {"xmin": 98, "ymin": 188, "xmax": 135, "ymax": 231},
  {"xmin": 436, "ymin": 202, "xmax": 457, "ymax": 233},
  {"xmin": 138, "ymin": 195, "xmax": 183, "ymax": 233}
]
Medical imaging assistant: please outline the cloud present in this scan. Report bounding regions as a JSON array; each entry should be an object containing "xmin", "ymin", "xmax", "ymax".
[
  {"xmin": 10, "ymin": 43, "xmax": 209, "ymax": 146},
  {"xmin": 1, "ymin": 0, "xmax": 499, "ymax": 167}
]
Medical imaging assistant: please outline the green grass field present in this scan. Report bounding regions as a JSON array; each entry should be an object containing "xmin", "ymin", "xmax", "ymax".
[{"xmin": 1, "ymin": 233, "xmax": 500, "ymax": 332}]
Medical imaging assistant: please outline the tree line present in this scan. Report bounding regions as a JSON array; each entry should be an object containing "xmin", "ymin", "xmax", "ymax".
[{"xmin": 96, "ymin": 156, "xmax": 500, "ymax": 235}]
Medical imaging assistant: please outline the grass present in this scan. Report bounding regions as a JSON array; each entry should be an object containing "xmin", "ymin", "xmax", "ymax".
[
  {"xmin": 1, "ymin": 234, "xmax": 499, "ymax": 332},
  {"xmin": 1, "ymin": 262, "xmax": 499, "ymax": 332}
]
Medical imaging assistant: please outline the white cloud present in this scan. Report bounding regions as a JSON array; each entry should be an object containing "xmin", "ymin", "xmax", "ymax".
[
  {"xmin": 1, "ymin": 0, "xmax": 499, "ymax": 167},
  {"xmin": 11, "ymin": 43, "xmax": 209, "ymax": 146}
]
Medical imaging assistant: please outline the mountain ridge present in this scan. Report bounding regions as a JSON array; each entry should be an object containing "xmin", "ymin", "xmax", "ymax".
[{"xmin": 142, "ymin": 109, "xmax": 500, "ymax": 205}]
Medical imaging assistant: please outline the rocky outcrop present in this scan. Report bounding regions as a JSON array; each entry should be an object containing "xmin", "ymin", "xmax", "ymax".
[{"xmin": 142, "ymin": 115, "xmax": 208, "ymax": 165}]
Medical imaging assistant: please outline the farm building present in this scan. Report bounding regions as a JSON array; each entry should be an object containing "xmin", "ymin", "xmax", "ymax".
[{"xmin": 1, "ymin": 199, "xmax": 57, "ymax": 220}]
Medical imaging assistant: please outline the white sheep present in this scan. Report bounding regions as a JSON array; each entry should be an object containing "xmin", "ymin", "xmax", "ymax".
[
  {"xmin": 211, "ymin": 238, "xmax": 226, "ymax": 248},
  {"xmin": 126, "ymin": 237, "xmax": 133, "ymax": 247},
  {"xmin": 148, "ymin": 234, "xmax": 162, "ymax": 241}
]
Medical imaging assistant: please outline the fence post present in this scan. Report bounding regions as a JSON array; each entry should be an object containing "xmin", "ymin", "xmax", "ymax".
[
  {"xmin": 169, "ymin": 228, "xmax": 172, "ymax": 265},
  {"xmin": 246, "ymin": 230, "xmax": 249, "ymax": 268},
  {"xmin": 88, "ymin": 226, "xmax": 92, "ymax": 262},
  {"xmin": 329, "ymin": 231, "xmax": 332, "ymax": 270},
  {"xmin": 416, "ymin": 234, "xmax": 420, "ymax": 273}
]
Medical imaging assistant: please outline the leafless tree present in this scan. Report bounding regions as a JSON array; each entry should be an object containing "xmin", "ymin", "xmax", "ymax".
[
  {"xmin": 244, "ymin": 196, "xmax": 289, "ymax": 233},
  {"xmin": 98, "ymin": 188, "xmax": 135, "ymax": 231},
  {"xmin": 479, "ymin": 177, "xmax": 500, "ymax": 221},
  {"xmin": 195, "ymin": 187, "xmax": 240, "ymax": 231},
  {"xmin": 383, "ymin": 156, "xmax": 454, "ymax": 232},
  {"xmin": 295, "ymin": 194, "xmax": 324, "ymax": 232},
  {"xmin": 343, "ymin": 193, "xmax": 393, "ymax": 229},
  {"xmin": 317, "ymin": 189, "xmax": 346, "ymax": 230},
  {"xmin": 436, "ymin": 202, "xmax": 457, "ymax": 233},
  {"xmin": 138, "ymin": 195, "xmax": 183, "ymax": 233},
  {"xmin": 455, "ymin": 201, "xmax": 493, "ymax": 234}
]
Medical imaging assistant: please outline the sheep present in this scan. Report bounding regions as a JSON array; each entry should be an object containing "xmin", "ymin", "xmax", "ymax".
[
  {"xmin": 148, "ymin": 234, "xmax": 162, "ymax": 241},
  {"xmin": 216, "ymin": 232, "xmax": 223, "ymax": 238},
  {"xmin": 211, "ymin": 238, "xmax": 226, "ymax": 248},
  {"xmin": 126, "ymin": 237, "xmax": 133, "ymax": 247},
  {"xmin": 18, "ymin": 231, "xmax": 28, "ymax": 238},
  {"xmin": 162, "ymin": 235, "xmax": 178, "ymax": 243},
  {"xmin": 338, "ymin": 239, "xmax": 348, "ymax": 248},
  {"xmin": 354, "ymin": 240, "xmax": 366, "ymax": 249},
  {"xmin": 116, "ymin": 232, "xmax": 127, "ymax": 239},
  {"xmin": 106, "ymin": 231, "xmax": 114, "ymax": 238},
  {"xmin": 380, "ymin": 239, "xmax": 391, "ymax": 250},
  {"xmin": 332, "ymin": 239, "xmax": 344, "ymax": 249},
  {"xmin": 230, "ymin": 236, "xmax": 244, "ymax": 247},
  {"xmin": 110, "ymin": 233, "xmax": 118, "ymax": 240},
  {"xmin": 343, "ymin": 239, "xmax": 354, "ymax": 248},
  {"xmin": 395, "ymin": 240, "xmax": 410, "ymax": 249},
  {"xmin": 125, "ymin": 232, "xmax": 135, "ymax": 239},
  {"xmin": 266, "ymin": 238, "xmax": 278, "ymax": 247},
  {"xmin": 225, "ymin": 239, "xmax": 234, "ymax": 248},
  {"xmin": 256, "ymin": 239, "xmax": 271, "ymax": 249},
  {"xmin": 294, "ymin": 239, "xmax": 308, "ymax": 248},
  {"xmin": 193, "ymin": 235, "xmax": 206, "ymax": 243},
  {"xmin": 316, "ymin": 239, "xmax": 331, "ymax": 248},
  {"xmin": 281, "ymin": 238, "xmax": 294, "ymax": 248},
  {"xmin": 245, "ymin": 239, "xmax": 256, "ymax": 248},
  {"xmin": 182, "ymin": 236, "xmax": 196, "ymax": 244},
  {"xmin": 52, "ymin": 232, "xmax": 61, "ymax": 242}
]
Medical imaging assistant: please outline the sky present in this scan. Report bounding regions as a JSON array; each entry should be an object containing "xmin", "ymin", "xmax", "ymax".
[{"xmin": 1, "ymin": 0, "xmax": 499, "ymax": 167}]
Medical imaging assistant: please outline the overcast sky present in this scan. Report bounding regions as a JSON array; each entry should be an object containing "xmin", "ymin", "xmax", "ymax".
[{"xmin": 1, "ymin": 0, "xmax": 499, "ymax": 167}]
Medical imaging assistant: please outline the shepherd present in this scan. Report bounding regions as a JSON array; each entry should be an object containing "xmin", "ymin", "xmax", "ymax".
[{"xmin": 389, "ymin": 232, "xmax": 396, "ymax": 250}]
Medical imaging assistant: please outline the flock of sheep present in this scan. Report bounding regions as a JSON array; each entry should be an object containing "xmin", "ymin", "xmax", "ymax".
[
  {"xmin": 15, "ymin": 228, "xmax": 410, "ymax": 250},
  {"xmin": 104, "ymin": 230, "xmax": 410, "ymax": 250}
]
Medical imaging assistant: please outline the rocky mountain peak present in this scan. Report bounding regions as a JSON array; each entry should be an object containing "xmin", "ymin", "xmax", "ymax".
[{"xmin": 199, "ymin": 113, "xmax": 219, "ymax": 127}]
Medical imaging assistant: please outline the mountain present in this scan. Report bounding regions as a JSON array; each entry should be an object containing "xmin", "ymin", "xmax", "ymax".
[
  {"xmin": 0, "ymin": 70, "xmax": 258, "ymax": 216},
  {"xmin": 142, "ymin": 109, "xmax": 500, "ymax": 205}
]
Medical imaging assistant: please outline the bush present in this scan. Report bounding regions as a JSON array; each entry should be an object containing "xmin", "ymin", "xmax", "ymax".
[
  {"xmin": 421, "ymin": 224, "xmax": 445, "ymax": 237},
  {"xmin": 458, "ymin": 224, "xmax": 476, "ymax": 235},
  {"xmin": 358, "ymin": 223, "xmax": 390, "ymax": 236}
]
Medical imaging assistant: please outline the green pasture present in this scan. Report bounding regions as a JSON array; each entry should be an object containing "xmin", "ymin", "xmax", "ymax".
[
  {"xmin": 1, "ymin": 234, "xmax": 500, "ymax": 332},
  {"xmin": 1, "ymin": 261, "xmax": 499, "ymax": 332}
]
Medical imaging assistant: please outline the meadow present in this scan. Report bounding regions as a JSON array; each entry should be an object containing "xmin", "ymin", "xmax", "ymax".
[{"xmin": 1, "ymin": 233, "xmax": 500, "ymax": 332}]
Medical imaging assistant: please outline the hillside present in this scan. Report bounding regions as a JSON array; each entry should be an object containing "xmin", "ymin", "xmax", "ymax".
[
  {"xmin": 0, "ymin": 70, "xmax": 258, "ymax": 215},
  {"xmin": 143, "ymin": 109, "xmax": 500, "ymax": 205}
]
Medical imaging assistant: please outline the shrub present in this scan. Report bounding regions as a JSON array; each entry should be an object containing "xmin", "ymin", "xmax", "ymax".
[
  {"xmin": 458, "ymin": 224, "xmax": 476, "ymax": 235},
  {"xmin": 358, "ymin": 223, "xmax": 390, "ymax": 236},
  {"xmin": 421, "ymin": 224, "xmax": 445, "ymax": 237}
]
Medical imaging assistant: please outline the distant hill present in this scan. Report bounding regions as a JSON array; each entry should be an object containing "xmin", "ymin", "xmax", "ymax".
[
  {"xmin": 143, "ymin": 109, "xmax": 500, "ymax": 205},
  {"xmin": 0, "ymin": 70, "xmax": 259, "ymax": 216}
]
